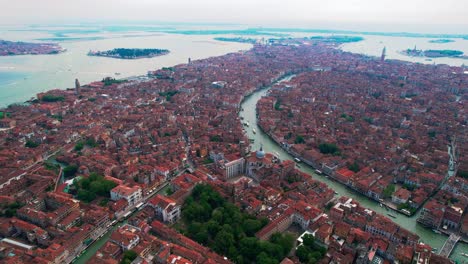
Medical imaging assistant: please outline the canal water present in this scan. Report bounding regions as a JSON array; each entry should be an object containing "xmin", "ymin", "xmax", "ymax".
[{"xmin": 238, "ymin": 75, "xmax": 468, "ymax": 263}]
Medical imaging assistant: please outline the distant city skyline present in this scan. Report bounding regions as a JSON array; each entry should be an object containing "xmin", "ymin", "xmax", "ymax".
[{"xmin": 1, "ymin": 0, "xmax": 468, "ymax": 33}]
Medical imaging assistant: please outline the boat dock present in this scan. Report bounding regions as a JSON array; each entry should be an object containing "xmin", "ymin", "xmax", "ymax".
[{"xmin": 439, "ymin": 233, "xmax": 460, "ymax": 258}]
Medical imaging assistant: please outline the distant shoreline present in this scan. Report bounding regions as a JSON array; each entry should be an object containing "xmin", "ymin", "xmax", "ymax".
[
  {"xmin": 428, "ymin": 39, "xmax": 455, "ymax": 44},
  {"xmin": 0, "ymin": 39, "xmax": 65, "ymax": 56}
]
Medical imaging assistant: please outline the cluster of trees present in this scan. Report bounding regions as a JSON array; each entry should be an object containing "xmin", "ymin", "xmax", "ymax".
[
  {"xmin": 44, "ymin": 161, "xmax": 60, "ymax": 173},
  {"xmin": 318, "ymin": 143, "xmax": 340, "ymax": 155},
  {"xmin": 25, "ymin": 140, "xmax": 40, "ymax": 148},
  {"xmin": 382, "ymin": 184, "xmax": 396, "ymax": 199},
  {"xmin": 50, "ymin": 114, "xmax": 63, "ymax": 122},
  {"xmin": 102, "ymin": 77, "xmax": 126, "ymax": 86},
  {"xmin": 274, "ymin": 99, "xmax": 282, "ymax": 110},
  {"xmin": 63, "ymin": 164, "xmax": 78, "ymax": 177},
  {"xmin": 424, "ymin": 49, "xmax": 463, "ymax": 57},
  {"xmin": 340, "ymin": 113, "xmax": 355, "ymax": 122},
  {"xmin": 41, "ymin": 94, "xmax": 65, "ymax": 102},
  {"xmin": 120, "ymin": 250, "xmax": 137, "ymax": 264},
  {"xmin": 296, "ymin": 234, "xmax": 326, "ymax": 263},
  {"xmin": 181, "ymin": 184, "xmax": 295, "ymax": 264},
  {"xmin": 0, "ymin": 111, "xmax": 11, "ymax": 119},
  {"xmin": 397, "ymin": 202, "xmax": 416, "ymax": 214},
  {"xmin": 347, "ymin": 161, "xmax": 360, "ymax": 173},
  {"xmin": 91, "ymin": 48, "xmax": 170, "ymax": 59},
  {"xmin": 210, "ymin": 135, "xmax": 222, "ymax": 142},
  {"xmin": 294, "ymin": 135, "xmax": 305, "ymax": 144},
  {"xmin": 71, "ymin": 173, "xmax": 117, "ymax": 203},
  {"xmin": 458, "ymin": 170, "xmax": 468, "ymax": 179},
  {"xmin": 74, "ymin": 137, "xmax": 98, "ymax": 151},
  {"xmin": 159, "ymin": 90, "xmax": 178, "ymax": 101},
  {"xmin": 0, "ymin": 202, "xmax": 22, "ymax": 217},
  {"xmin": 363, "ymin": 117, "xmax": 374, "ymax": 124}
]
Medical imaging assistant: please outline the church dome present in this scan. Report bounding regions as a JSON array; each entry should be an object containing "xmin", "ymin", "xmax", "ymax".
[{"xmin": 256, "ymin": 145, "xmax": 265, "ymax": 159}]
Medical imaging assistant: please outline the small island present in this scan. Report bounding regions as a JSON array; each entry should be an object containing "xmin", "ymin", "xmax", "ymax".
[
  {"xmin": 88, "ymin": 48, "xmax": 170, "ymax": 59},
  {"xmin": 308, "ymin": 35, "xmax": 364, "ymax": 43},
  {"xmin": 214, "ymin": 37, "xmax": 259, "ymax": 44},
  {"xmin": 401, "ymin": 47, "xmax": 466, "ymax": 58},
  {"xmin": 428, "ymin": 39, "xmax": 455, "ymax": 44},
  {"xmin": 0, "ymin": 39, "xmax": 65, "ymax": 56}
]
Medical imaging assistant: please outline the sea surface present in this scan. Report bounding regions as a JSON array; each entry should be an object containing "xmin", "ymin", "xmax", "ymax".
[{"xmin": 1, "ymin": 25, "xmax": 468, "ymax": 107}]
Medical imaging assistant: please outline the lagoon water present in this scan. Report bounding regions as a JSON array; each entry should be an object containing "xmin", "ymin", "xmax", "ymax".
[
  {"xmin": 1, "ymin": 27, "xmax": 468, "ymax": 108},
  {"xmin": 0, "ymin": 30, "xmax": 251, "ymax": 107},
  {"xmin": 341, "ymin": 34, "xmax": 468, "ymax": 66}
]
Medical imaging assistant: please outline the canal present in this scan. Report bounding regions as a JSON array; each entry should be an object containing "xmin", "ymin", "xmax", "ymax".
[
  {"xmin": 239, "ymin": 75, "xmax": 467, "ymax": 263},
  {"xmin": 72, "ymin": 183, "xmax": 169, "ymax": 263},
  {"xmin": 73, "ymin": 223, "xmax": 122, "ymax": 264}
]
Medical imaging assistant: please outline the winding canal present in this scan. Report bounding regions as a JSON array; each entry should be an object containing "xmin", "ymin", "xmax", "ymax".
[{"xmin": 239, "ymin": 75, "xmax": 467, "ymax": 263}]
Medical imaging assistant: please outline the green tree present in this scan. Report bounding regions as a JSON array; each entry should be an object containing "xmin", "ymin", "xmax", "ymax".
[
  {"xmin": 120, "ymin": 250, "xmax": 137, "ymax": 264},
  {"xmin": 74, "ymin": 173, "xmax": 116, "ymax": 203},
  {"xmin": 274, "ymin": 99, "xmax": 281, "ymax": 110},
  {"xmin": 206, "ymin": 220, "xmax": 221, "ymax": 236},
  {"xmin": 180, "ymin": 184, "xmax": 300, "ymax": 263},
  {"xmin": 259, "ymin": 241, "xmax": 283, "ymax": 261},
  {"xmin": 295, "ymin": 135, "xmax": 305, "ymax": 144},
  {"xmin": 74, "ymin": 141, "xmax": 84, "ymax": 151},
  {"xmin": 25, "ymin": 140, "xmax": 39, "ymax": 148},
  {"xmin": 242, "ymin": 219, "xmax": 262, "ymax": 236},
  {"xmin": 348, "ymin": 161, "xmax": 360, "ymax": 173},
  {"xmin": 296, "ymin": 245, "xmax": 312, "ymax": 263},
  {"xmin": 41, "ymin": 94, "xmax": 64, "ymax": 102},
  {"xmin": 239, "ymin": 237, "xmax": 260, "ymax": 261},
  {"xmin": 63, "ymin": 165, "xmax": 78, "ymax": 177},
  {"xmin": 382, "ymin": 184, "xmax": 396, "ymax": 198},
  {"xmin": 302, "ymin": 234, "xmax": 315, "ymax": 248},
  {"xmin": 85, "ymin": 138, "xmax": 97, "ymax": 147},
  {"xmin": 319, "ymin": 143, "xmax": 339, "ymax": 155},
  {"xmin": 256, "ymin": 252, "xmax": 277, "ymax": 264},
  {"xmin": 77, "ymin": 189, "xmax": 96, "ymax": 203},
  {"xmin": 210, "ymin": 135, "xmax": 222, "ymax": 142},
  {"xmin": 214, "ymin": 230, "xmax": 235, "ymax": 255},
  {"xmin": 457, "ymin": 170, "xmax": 468, "ymax": 179},
  {"xmin": 270, "ymin": 233, "xmax": 295, "ymax": 256}
]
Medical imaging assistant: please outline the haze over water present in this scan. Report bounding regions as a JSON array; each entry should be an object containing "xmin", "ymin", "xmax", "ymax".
[{"xmin": 1, "ymin": 25, "xmax": 467, "ymax": 108}]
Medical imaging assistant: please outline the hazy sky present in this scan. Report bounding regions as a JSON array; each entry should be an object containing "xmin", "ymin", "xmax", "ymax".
[{"xmin": 1, "ymin": 0, "xmax": 467, "ymax": 33}]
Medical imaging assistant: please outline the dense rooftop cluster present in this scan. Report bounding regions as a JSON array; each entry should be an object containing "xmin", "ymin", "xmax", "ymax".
[
  {"xmin": 257, "ymin": 45, "xmax": 467, "ymax": 219},
  {"xmin": 0, "ymin": 39, "xmax": 464, "ymax": 263},
  {"xmin": 0, "ymin": 40, "xmax": 65, "ymax": 56}
]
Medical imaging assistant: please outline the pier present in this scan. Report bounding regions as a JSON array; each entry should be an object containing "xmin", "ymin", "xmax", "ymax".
[{"xmin": 439, "ymin": 233, "xmax": 460, "ymax": 258}]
